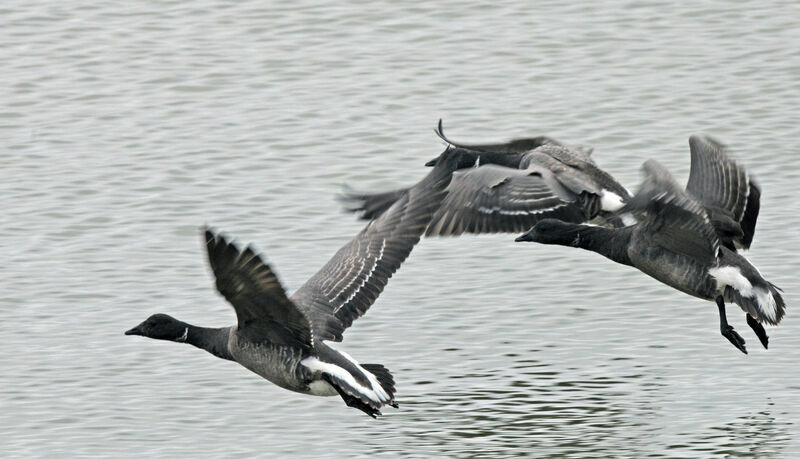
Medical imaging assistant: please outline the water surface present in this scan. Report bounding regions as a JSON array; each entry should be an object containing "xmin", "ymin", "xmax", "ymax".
[{"xmin": 2, "ymin": 1, "xmax": 799, "ymax": 456}]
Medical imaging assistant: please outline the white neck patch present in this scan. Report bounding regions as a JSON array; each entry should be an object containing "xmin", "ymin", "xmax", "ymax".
[{"xmin": 176, "ymin": 327, "xmax": 189, "ymax": 342}]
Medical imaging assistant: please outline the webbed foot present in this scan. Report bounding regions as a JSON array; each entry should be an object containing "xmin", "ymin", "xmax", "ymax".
[
  {"xmin": 746, "ymin": 314, "xmax": 769, "ymax": 349},
  {"xmin": 721, "ymin": 325, "xmax": 747, "ymax": 354}
]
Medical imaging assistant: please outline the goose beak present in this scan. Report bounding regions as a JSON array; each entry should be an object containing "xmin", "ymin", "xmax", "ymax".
[
  {"xmin": 424, "ymin": 157, "xmax": 438, "ymax": 167},
  {"xmin": 515, "ymin": 230, "xmax": 534, "ymax": 242},
  {"xmin": 125, "ymin": 325, "xmax": 143, "ymax": 336}
]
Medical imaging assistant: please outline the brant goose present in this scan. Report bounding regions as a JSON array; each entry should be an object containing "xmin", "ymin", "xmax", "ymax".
[
  {"xmin": 516, "ymin": 158, "xmax": 784, "ymax": 354},
  {"xmin": 125, "ymin": 149, "xmax": 472, "ymax": 417},
  {"xmin": 342, "ymin": 121, "xmax": 630, "ymax": 235}
]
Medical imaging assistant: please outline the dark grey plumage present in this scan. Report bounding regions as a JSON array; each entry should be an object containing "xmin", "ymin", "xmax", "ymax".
[
  {"xmin": 342, "ymin": 123, "xmax": 630, "ymax": 236},
  {"xmin": 422, "ymin": 163, "xmax": 599, "ymax": 236},
  {"xmin": 292, "ymin": 148, "xmax": 472, "ymax": 342},
  {"xmin": 517, "ymin": 159, "xmax": 784, "ymax": 354},
  {"xmin": 206, "ymin": 233, "xmax": 313, "ymax": 349},
  {"xmin": 618, "ymin": 135, "xmax": 762, "ymax": 252},
  {"xmin": 126, "ymin": 148, "xmax": 469, "ymax": 417},
  {"xmin": 685, "ymin": 134, "xmax": 761, "ymax": 250},
  {"xmin": 433, "ymin": 118, "xmax": 569, "ymax": 155}
]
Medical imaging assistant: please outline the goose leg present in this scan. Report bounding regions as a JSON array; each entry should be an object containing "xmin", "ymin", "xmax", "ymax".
[
  {"xmin": 746, "ymin": 314, "xmax": 769, "ymax": 350},
  {"xmin": 717, "ymin": 296, "xmax": 747, "ymax": 354}
]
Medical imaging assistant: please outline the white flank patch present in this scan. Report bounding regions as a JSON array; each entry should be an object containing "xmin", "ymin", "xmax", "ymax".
[
  {"xmin": 600, "ymin": 191, "xmax": 625, "ymax": 212},
  {"xmin": 333, "ymin": 347, "xmax": 391, "ymax": 402},
  {"xmin": 710, "ymin": 263, "xmax": 778, "ymax": 323},
  {"xmin": 620, "ymin": 213, "xmax": 638, "ymax": 226},
  {"xmin": 708, "ymin": 266, "xmax": 753, "ymax": 295},
  {"xmin": 300, "ymin": 356, "xmax": 383, "ymax": 404}
]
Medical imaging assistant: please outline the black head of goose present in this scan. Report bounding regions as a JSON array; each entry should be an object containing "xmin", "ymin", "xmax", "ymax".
[
  {"xmin": 516, "ymin": 159, "xmax": 784, "ymax": 354},
  {"xmin": 341, "ymin": 121, "xmax": 631, "ymax": 236},
  {"xmin": 126, "ymin": 148, "xmax": 471, "ymax": 417}
]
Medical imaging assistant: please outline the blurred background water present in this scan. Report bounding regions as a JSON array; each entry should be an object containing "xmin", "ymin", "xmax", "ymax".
[{"xmin": 1, "ymin": 0, "xmax": 799, "ymax": 457}]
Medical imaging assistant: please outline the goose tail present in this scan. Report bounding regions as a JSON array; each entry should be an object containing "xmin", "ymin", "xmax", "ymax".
[
  {"xmin": 362, "ymin": 363, "xmax": 398, "ymax": 408},
  {"xmin": 724, "ymin": 281, "xmax": 786, "ymax": 326}
]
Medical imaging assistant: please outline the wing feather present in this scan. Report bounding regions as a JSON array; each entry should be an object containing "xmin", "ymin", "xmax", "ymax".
[
  {"xmin": 290, "ymin": 150, "xmax": 462, "ymax": 342},
  {"xmin": 204, "ymin": 228, "xmax": 313, "ymax": 348},
  {"xmin": 624, "ymin": 160, "xmax": 720, "ymax": 265},
  {"xmin": 424, "ymin": 164, "xmax": 595, "ymax": 236},
  {"xmin": 686, "ymin": 134, "xmax": 760, "ymax": 249}
]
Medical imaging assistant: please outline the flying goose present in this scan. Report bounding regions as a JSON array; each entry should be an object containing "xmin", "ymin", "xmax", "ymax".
[
  {"xmin": 125, "ymin": 148, "xmax": 473, "ymax": 417},
  {"xmin": 516, "ymin": 158, "xmax": 784, "ymax": 354},
  {"xmin": 342, "ymin": 121, "xmax": 630, "ymax": 235}
]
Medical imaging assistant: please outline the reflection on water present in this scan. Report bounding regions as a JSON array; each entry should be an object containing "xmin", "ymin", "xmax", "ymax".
[
  {"xmin": 676, "ymin": 406, "xmax": 794, "ymax": 457},
  {"xmin": 376, "ymin": 358, "xmax": 664, "ymax": 457},
  {"xmin": 2, "ymin": 0, "xmax": 800, "ymax": 456}
]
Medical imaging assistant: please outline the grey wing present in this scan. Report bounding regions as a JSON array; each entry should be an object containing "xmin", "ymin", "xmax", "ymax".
[
  {"xmin": 519, "ymin": 151, "xmax": 605, "ymax": 196},
  {"xmin": 290, "ymin": 157, "xmax": 454, "ymax": 342},
  {"xmin": 204, "ymin": 228, "xmax": 313, "ymax": 348},
  {"xmin": 625, "ymin": 160, "xmax": 720, "ymax": 265},
  {"xmin": 686, "ymin": 134, "xmax": 760, "ymax": 249},
  {"xmin": 435, "ymin": 118, "xmax": 563, "ymax": 153},
  {"xmin": 524, "ymin": 146, "xmax": 633, "ymax": 201},
  {"xmin": 529, "ymin": 144, "xmax": 595, "ymax": 167},
  {"xmin": 425, "ymin": 164, "xmax": 597, "ymax": 236}
]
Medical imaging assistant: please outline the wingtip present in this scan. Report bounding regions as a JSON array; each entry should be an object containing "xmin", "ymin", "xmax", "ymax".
[
  {"xmin": 203, "ymin": 225, "xmax": 216, "ymax": 244},
  {"xmin": 434, "ymin": 118, "xmax": 450, "ymax": 144},
  {"xmin": 689, "ymin": 133, "xmax": 726, "ymax": 152},
  {"xmin": 200, "ymin": 224, "xmax": 218, "ymax": 244},
  {"xmin": 335, "ymin": 183, "xmax": 360, "ymax": 206}
]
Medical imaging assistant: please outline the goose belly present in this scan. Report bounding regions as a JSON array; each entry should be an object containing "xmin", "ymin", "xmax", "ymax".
[
  {"xmin": 229, "ymin": 339, "xmax": 309, "ymax": 394},
  {"xmin": 629, "ymin": 247, "xmax": 717, "ymax": 300}
]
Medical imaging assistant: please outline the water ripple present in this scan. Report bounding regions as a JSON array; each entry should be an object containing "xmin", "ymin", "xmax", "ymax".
[{"xmin": 2, "ymin": 0, "xmax": 799, "ymax": 456}]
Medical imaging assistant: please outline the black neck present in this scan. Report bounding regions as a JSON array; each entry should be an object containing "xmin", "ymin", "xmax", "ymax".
[
  {"xmin": 185, "ymin": 324, "xmax": 234, "ymax": 361},
  {"xmin": 572, "ymin": 225, "xmax": 634, "ymax": 266}
]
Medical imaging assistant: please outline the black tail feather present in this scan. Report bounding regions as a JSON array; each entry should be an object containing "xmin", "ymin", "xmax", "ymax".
[{"xmin": 363, "ymin": 363, "xmax": 398, "ymax": 408}]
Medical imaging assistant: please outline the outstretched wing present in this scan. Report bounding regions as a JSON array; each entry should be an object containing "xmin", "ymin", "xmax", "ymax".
[
  {"xmin": 435, "ymin": 118, "xmax": 562, "ymax": 154},
  {"xmin": 204, "ymin": 228, "xmax": 313, "ymax": 348},
  {"xmin": 624, "ymin": 160, "xmax": 720, "ymax": 265},
  {"xmin": 686, "ymin": 134, "xmax": 760, "ymax": 249},
  {"xmin": 425, "ymin": 164, "xmax": 596, "ymax": 236},
  {"xmin": 291, "ymin": 151, "xmax": 462, "ymax": 342}
]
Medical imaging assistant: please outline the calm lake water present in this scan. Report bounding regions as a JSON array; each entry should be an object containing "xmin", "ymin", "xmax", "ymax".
[{"xmin": 2, "ymin": 1, "xmax": 799, "ymax": 457}]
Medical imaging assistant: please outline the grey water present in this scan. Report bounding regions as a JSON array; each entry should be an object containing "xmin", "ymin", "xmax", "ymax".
[{"xmin": 2, "ymin": 1, "xmax": 799, "ymax": 457}]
